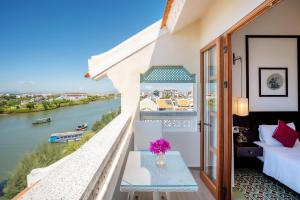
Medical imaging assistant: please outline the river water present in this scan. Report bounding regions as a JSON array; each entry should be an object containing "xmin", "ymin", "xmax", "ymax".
[{"xmin": 0, "ymin": 98, "xmax": 120, "ymax": 180}]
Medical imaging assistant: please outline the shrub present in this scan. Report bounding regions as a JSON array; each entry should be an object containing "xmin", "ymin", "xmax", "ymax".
[
  {"xmin": 64, "ymin": 109, "xmax": 121, "ymax": 154},
  {"xmin": 2, "ymin": 143, "xmax": 65, "ymax": 199},
  {"xmin": 63, "ymin": 131, "xmax": 95, "ymax": 155},
  {"xmin": 92, "ymin": 110, "xmax": 120, "ymax": 132},
  {"xmin": 2, "ymin": 108, "xmax": 120, "ymax": 199}
]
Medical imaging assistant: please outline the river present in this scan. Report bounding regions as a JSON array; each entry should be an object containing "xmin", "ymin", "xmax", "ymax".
[{"xmin": 0, "ymin": 98, "xmax": 120, "ymax": 180}]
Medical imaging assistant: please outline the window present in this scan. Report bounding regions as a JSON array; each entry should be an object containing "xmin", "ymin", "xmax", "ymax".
[{"xmin": 140, "ymin": 66, "xmax": 196, "ymax": 112}]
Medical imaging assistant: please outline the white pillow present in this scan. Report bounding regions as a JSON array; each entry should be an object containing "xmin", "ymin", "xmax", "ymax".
[{"xmin": 258, "ymin": 122, "xmax": 296, "ymax": 146}]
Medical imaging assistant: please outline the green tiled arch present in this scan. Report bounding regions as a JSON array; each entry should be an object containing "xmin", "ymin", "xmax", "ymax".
[{"xmin": 140, "ymin": 65, "xmax": 196, "ymax": 83}]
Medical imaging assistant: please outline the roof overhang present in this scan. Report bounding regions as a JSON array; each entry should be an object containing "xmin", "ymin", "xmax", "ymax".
[
  {"xmin": 162, "ymin": 0, "xmax": 211, "ymax": 33},
  {"xmin": 88, "ymin": 20, "xmax": 166, "ymax": 80}
]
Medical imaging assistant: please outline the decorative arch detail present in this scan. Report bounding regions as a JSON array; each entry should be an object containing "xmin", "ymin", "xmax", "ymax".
[{"xmin": 140, "ymin": 65, "xmax": 196, "ymax": 83}]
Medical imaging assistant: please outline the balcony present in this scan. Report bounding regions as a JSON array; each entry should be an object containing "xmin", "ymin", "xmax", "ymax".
[{"xmin": 17, "ymin": 111, "xmax": 213, "ymax": 200}]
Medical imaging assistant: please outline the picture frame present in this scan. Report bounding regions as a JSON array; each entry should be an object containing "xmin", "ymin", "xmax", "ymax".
[
  {"xmin": 258, "ymin": 67, "xmax": 288, "ymax": 97},
  {"xmin": 246, "ymin": 35, "xmax": 299, "ymax": 112}
]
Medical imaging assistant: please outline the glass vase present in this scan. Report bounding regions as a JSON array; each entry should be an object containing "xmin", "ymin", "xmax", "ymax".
[{"xmin": 156, "ymin": 152, "xmax": 166, "ymax": 167}]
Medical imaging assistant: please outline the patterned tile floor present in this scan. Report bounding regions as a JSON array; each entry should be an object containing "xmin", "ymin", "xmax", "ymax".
[{"xmin": 234, "ymin": 168, "xmax": 300, "ymax": 200}]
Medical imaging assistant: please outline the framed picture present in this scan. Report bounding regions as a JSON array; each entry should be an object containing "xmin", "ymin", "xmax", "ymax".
[
  {"xmin": 258, "ymin": 67, "xmax": 288, "ymax": 97},
  {"xmin": 246, "ymin": 36, "xmax": 298, "ymax": 112}
]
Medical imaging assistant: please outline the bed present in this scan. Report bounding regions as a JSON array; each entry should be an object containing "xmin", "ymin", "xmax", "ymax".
[
  {"xmin": 254, "ymin": 140, "xmax": 300, "ymax": 194},
  {"xmin": 233, "ymin": 112, "xmax": 300, "ymax": 194}
]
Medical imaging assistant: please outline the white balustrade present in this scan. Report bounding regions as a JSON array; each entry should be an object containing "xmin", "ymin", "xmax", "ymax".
[
  {"xmin": 140, "ymin": 111, "xmax": 198, "ymax": 133},
  {"xmin": 140, "ymin": 111, "xmax": 200, "ymax": 167},
  {"xmin": 20, "ymin": 112, "xmax": 132, "ymax": 200}
]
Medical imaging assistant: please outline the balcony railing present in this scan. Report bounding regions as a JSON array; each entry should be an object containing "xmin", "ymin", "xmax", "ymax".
[
  {"xmin": 140, "ymin": 110, "xmax": 199, "ymax": 166},
  {"xmin": 140, "ymin": 111, "xmax": 198, "ymax": 133},
  {"xmin": 19, "ymin": 112, "xmax": 132, "ymax": 200}
]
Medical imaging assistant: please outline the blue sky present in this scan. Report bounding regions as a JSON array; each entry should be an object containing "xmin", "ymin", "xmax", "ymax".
[{"xmin": 0, "ymin": 0, "xmax": 165, "ymax": 94}]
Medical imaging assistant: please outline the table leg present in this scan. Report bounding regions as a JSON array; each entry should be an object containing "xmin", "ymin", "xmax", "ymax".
[
  {"xmin": 153, "ymin": 192, "xmax": 160, "ymax": 200},
  {"xmin": 166, "ymin": 192, "xmax": 171, "ymax": 200},
  {"xmin": 128, "ymin": 191, "xmax": 134, "ymax": 200}
]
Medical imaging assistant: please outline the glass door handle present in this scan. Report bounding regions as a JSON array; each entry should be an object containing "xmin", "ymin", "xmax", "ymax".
[{"xmin": 203, "ymin": 122, "xmax": 212, "ymax": 127}]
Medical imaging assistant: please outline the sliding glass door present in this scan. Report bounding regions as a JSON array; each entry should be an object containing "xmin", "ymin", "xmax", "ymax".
[{"xmin": 200, "ymin": 38, "xmax": 223, "ymax": 199}]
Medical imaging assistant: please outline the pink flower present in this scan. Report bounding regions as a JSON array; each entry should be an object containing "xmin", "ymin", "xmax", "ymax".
[{"xmin": 149, "ymin": 138, "xmax": 171, "ymax": 155}]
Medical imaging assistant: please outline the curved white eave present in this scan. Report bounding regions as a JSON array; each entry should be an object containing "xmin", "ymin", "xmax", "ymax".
[
  {"xmin": 167, "ymin": 0, "xmax": 211, "ymax": 33},
  {"xmin": 88, "ymin": 20, "xmax": 167, "ymax": 80}
]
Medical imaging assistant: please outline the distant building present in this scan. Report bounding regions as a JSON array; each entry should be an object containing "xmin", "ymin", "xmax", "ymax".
[
  {"xmin": 140, "ymin": 98, "xmax": 158, "ymax": 111},
  {"xmin": 156, "ymin": 99, "xmax": 174, "ymax": 111},
  {"xmin": 62, "ymin": 93, "xmax": 88, "ymax": 101},
  {"xmin": 176, "ymin": 99, "xmax": 193, "ymax": 110},
  {"xmin": 176, "ymin": 99, "xmax": 191, "ymax": 107}
]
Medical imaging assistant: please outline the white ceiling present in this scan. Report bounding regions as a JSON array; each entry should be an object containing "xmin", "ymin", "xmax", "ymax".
[{"xmin": 171, "ymin": 0, "xmax": 212, "ymax": 33}]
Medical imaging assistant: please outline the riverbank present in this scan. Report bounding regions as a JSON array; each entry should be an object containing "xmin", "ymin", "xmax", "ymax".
[
  {"xmin": 0, "ymin": 94, "xmax": 118, "ymax": 114},
  {"xmin": 0, "ymin": 98, "xmax": 120, "ymax": 180},
  {"xmin": 0, "ymin": 109, "xmax": 120, "ymax": 199}
]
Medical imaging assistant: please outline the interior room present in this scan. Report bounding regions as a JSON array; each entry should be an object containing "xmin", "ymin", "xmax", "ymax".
[{"xmin": 231, "ymin": 0, "xmax": 300, "ymax": 198}]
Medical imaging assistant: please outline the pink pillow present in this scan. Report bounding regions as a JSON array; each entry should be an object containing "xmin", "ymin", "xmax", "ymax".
[{"xmin": 272, "ymin": 120, "xmax": 299, "ymax": 148}]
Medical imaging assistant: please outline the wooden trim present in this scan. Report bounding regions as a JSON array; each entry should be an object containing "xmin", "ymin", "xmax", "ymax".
[
  {"xmin": 200, "ymin": 48, "xmax": 205, "ymax": 173},
  {"xmin": 225, "ymin": 0, "xmax": 281, "ymax": 35},
  {"xmin": 200, "ymin": 170, "xmax": 217, "ymax": 197},
  {"xmin": 222, "ymin": 2, "xmax": 283, "ymax": 200},
  {"xmin": 161, "ymin": 0, "xmax": 174, "ymax": 28},
  {"xmin": 200, "ymin": 40, "xmax": 218, "ymax": 53},
  {"xmin": 216, "ymin": 37, "xmax": 224, "ymax": 200},
  {"xmin": 223, "ymin": 34, "xmax": 232, "ymax": 200},
  {"xmin": 200, "ymin": 37, "xmax": 224, "ymax": 200},
  {"xmin": 12, "ymin": 181, "xmax": 40, "ymax": 200}
]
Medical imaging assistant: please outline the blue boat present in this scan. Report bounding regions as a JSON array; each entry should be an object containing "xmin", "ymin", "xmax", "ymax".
[{"xmin": 48, "ymin": 131, "xmax": 84, "ymax": 143}]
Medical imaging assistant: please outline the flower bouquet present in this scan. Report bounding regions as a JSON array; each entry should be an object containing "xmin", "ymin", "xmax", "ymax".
[{"xmin": 149, "ymin": 138, "xmax": 171, "ymax": 167}]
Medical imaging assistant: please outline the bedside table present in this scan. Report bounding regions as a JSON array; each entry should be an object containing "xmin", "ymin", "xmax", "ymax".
[
  {"xmin": 235, "ymin": 142, "xmax": 263, "ymax": 157},
  {"xmin": 234, "ymin": 142, "xmax": 263, "ymax": 168}
]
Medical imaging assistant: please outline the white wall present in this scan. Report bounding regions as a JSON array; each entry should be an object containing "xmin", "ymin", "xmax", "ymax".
[
  {"xmin": 231, "ymin": 0, "xmax": 300, "ymax": 111},
  {"xmin": 248, "ymin": 38, "xmax": 298, "ymax": 111},
  {"xmin": 90, "ymin": 0, "xmax": 276, "ymax": 167},
  {"xmin": 106, "ymin": 21, "xmax": 202, "ymax": 166},
  {"xmin": 198, "ymin": 0, "xmax": 264, "ymax": 48},
  {"xmin": 106, "ymin": 19, "xmax": 201, "ymax": 118}
]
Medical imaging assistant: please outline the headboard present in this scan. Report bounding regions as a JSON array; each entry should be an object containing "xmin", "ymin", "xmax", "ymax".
[{"xmin": 233, "ymin": 112, "xmax": 300, "ymax": 140}]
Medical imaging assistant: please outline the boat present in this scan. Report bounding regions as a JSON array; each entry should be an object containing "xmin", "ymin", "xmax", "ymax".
[
  {"xmin": 32, "ymin": 117, "xmax": 51, "ymax": 125},
  {"xmin": 76, "ymin": 122, "xmax": 88, "ymax": 131},
  {"xmin": 48, "ymin": 131, "xmax": 84, "ymax": 143}
]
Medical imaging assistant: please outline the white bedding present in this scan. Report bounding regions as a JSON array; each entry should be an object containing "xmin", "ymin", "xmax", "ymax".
[{"xmin": 254, "ymin": 141, "xmax": 300, "ymax": 194}]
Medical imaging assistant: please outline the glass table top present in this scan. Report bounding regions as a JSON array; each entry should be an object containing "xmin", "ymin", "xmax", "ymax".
[{"xmin": 120, "ymin": 151, "xmax": 198, "ymax": 192}]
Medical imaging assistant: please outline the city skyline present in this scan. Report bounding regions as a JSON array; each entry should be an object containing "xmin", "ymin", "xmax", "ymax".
[
  {"xmin": 141, "ymin": 83, "xmax": 193, "ymax": 92},
  {"xmin": 0, "ymin": 0, "xmax": 165, "ymax": 93}
]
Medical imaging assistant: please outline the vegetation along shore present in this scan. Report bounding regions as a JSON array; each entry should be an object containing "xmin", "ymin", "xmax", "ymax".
[
  {"xmin": 0, "ymin": 109, "xmax": 120, "ymax": 199},
  {"xmin": 0, "ymin": 93, "xmax": 119, "ymax": 114}
]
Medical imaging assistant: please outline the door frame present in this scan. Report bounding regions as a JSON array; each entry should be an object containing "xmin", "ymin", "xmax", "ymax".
[
  {"xmin": 199, "ymin": 0, "xmax": 282, "ymax": 199},
  {"xmin": 222, "ymin": 0, "xmax": 281, "ymax": 200},
  {"xmin": 200, "ymin": 37, "xmax": 224, "ymax": 200}
]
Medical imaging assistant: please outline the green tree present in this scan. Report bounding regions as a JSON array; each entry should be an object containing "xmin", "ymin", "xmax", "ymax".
[
  {"xmin": 2, "ymin": 108, "xmax": 120, "ymax": 199},
  {"xmin": 42, "ymin": 102, "xmax": 49, "ymax": 110},
  {"xmin": 3, "ymin": 143, "xmax": 65, "ymax": 199},
  {"xmin": 7, "ymin": 100, "xmax": 18, "ymax": 107},
  {"xmin": 26, "ymin": 102, "xmax": 35, "ymax": 110},
  {"xmin": 0, "ymin": 100, "xmax": 7, "ymax": 107},
  {"xmin": 91, "ymin": 110, "xmax": 120, "ymax": 132}
]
